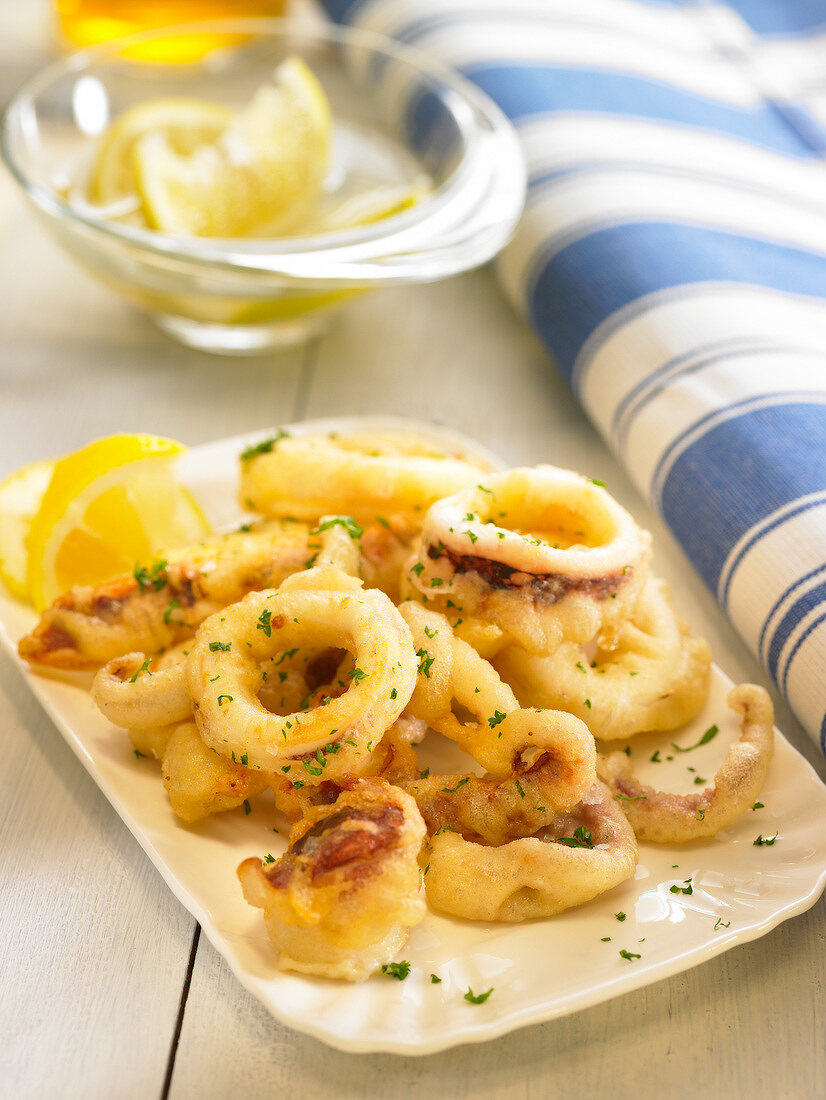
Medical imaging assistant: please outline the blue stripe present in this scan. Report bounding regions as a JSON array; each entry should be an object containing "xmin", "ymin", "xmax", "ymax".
[
  {"xmin": 528, "ymin": 224, "xmax": 826, "ymax": 383},
  {"xmin": 781, "ymin": 609, "xmax": 826, "ymax": 695},
  {"xmin": 759, "ymin": 561, "xmax": 826, "ymax": 663},
  {"xmin": 319, "ymin": 0, "xmax": 365, "ymax": 22},
  {"xmin": 463, "ymin": 64, "xmax": 816, "ymax": 157},
  {"xmin": 722, "ymin": 0, "xmax": 826, "ymax": 36},
  {"xmin": 767, "ymin": 578, "xmax": 826, "ymax": 685},
  {"xmin": 612, "ymin": 339, "xmax": 786, "ymax": 457},
  {"xmin": 659, "ymin": 403, "xmax": 826, "ymax": 595},
  {"xmin": 719, "ymin": 491, "xmax": 826, "ymax": 610}
]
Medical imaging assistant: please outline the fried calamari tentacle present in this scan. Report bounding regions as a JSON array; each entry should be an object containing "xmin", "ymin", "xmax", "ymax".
[
  {"xmin": 187, "ymin": 568, "xmax": 417, "ymax": 775},
  {"xmin": 161, "ymin": 721, "xmax": 269, "ymax": 824},
  {"xmin": 598, "ymin": 684, "xmax": 774, "ymax": 842},
  {"xmin": 497, "ymin": 576, "xmax": 712, "ymax": 740},
  {"xmin": 399, "ymin": 602, "xmax": 595, "ymax": 796},
  {"xmin": 239, "ymin": 429, "xmax": 491, "ymax": 524},
  {"xmin": 406, "ymin": 467, "xmax": 651, "ymax": 655},
  {"xmin": 422, "ymin": 781, "xmax": 637, "ymax": 921},
  {"xmin": 18, "ymin": 520, "xmax": 311, "ymax": 670},
  {"xmin": 237, "ymin": 779, "xmax": 426, "ymax": 981},
  {"xmin": 91, "ymin": 652, "xmax": 192, "ymax": 729}
]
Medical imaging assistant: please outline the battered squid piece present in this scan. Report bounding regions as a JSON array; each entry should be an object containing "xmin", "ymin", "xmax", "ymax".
[
  {"xmin": 421, "ymin": 781, "xmax": 638, "ymax": 922},
  {"xmin": 237, "ymin": 779, "xmax": 427, "ymax": 982},
  {"xmin": 272, "ymin": 726, "xmax": 420, "ymax": 823},
  {"xmin": 161, "ymin": 721, "xmax": 269, "ymax": 824},
  {"xmin": 92, "ymin": 651, "xmax": 192, "ymax": 730},
  {"xmin": 598, "ymin": 684, "xmax": 774, "ymax": 842},
  {"xmin": 399, "ymin": 602, "xmax": 596, "ymax": 795},
  {"xmin": 186, "ymin": 567, "xmax": 417, "ymax": 777},
  {"xmin": 239, "ymin": 428, "xmax": 492, "ymax": 524},
  {"xmin": 406, "ymin": 466, "xmax": 651, "ymax": 656},
  {"xmin": 496, "ymin": 576, "xmax": 712, "ymax": 740},
  {"xmin": 18, "ymin": 520, "xmax": 311, "ymax": 670}
]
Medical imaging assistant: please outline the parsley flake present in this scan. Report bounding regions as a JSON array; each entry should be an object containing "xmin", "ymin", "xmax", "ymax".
[
  {"xmin": 381, "ymin": 961, "xmax": 411, "ymax": 981},
  {"xmin": 464, "ymin": 987, "xmax": 493, "ymax": 1005}
]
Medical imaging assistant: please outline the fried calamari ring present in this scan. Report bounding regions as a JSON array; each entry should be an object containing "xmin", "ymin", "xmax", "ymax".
[
  {"xmin": 422, "ymin": 781, "xmax": 637, "ymax": 921},
  {"xmin": 238, "ymin": 779, "xmax": 426, "ymax": 981},
  {"xmin": 91, "ymin": 651, "xmax": 192, "ymax": 730},
  {"xmin": 407, "ymin": 467, "xmax": 651, "ymax": 655},
  {"xmin": 187, "ymin": 568, "xmax": 417, "ymax": 775},
  {"xmin": 239, "ymin": 429, "xmax": 490, "ymax": 524},
  {"xmin": 598, "ymin": 684, "xmax": 774, "ymax": 842},
  {"xmin": 18, "ymin": 520, "xmax": 311, "ymax": 670},
  {"xmin": 161, "ymin": 721, "xmax": 269, "ymax": 824},
  {"xmin": 496, "ymin": 576, "xmax": 712, "ymax": 740},
  {"xmin": 399, "ymin": 602, "xmax": 595, "ymax": 798}
]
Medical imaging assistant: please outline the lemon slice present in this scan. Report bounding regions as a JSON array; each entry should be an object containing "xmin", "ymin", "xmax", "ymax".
[
  {"xmin": 134, "ymin": 57, "xmax": 331, "ymax": 237},
  {"xmin": 0, "ymin": 459, "xmax": 55, "ymax": 601},
  {"xmin": 26, "ymin": 434, "xmax": 211, "ymax": 611},
  {"xmin": 90, "ymin": 98, "xmax": 235, "ymax": 206}
]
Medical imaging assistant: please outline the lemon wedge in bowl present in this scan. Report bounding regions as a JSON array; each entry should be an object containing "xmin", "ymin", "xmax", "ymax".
[
  {"xmin": 24, "ymin": 434, "xmax": 210, "ymax": 611},
  {"xmin": 134, "ymin": 57, "xmax": 331, "ymax": 237},
  {"xmin": 90, "ymin": 97, "xmax": 235, "ymax": 206}
]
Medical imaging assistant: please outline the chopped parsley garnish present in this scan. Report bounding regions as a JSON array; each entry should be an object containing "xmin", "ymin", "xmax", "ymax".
[
  {"xmin": 575, "ymin": 661, "xmax": 587, "ymax": 674},
  {"xmin": 619, "ymin": 949, "xmax": 640, "ymax": 961},
  {"xmin": 650, "ymin": 750, "xmax": 661, "ymax": 763},
  {"xmin": 614, "ymin": 793, "xmax": 647, "ymax": 801},
  {"xmin": 670, "ymin": 878, "xmax": 693, "ymax": 895},
  {"xmin": 420, "ymin": 768, "xmax": 430, "ymax": 779},
  {"xmin": 163, "ymin": 598, "xmax": 180, "ymax": 625},
  {"xmin": 584, "ymin": 698, "xmax": 592, "ymax": 709},
  {"xmin": 243, "ymin": 800, "xmax": 251, "ymax": 815},
  {"xmin": 752, "ymin": 801, "xmax": 764, "ymax": 811},
  {"xmin": 423, "ymin": 625, "xmax": 438, "ymax": 638},
  {"xmin": 133, "ymin": 748, "xmax": 147, "ymax": 760},
  {"xmin": 263, "ymin": 853, "xmax": 276, "ymax": 864},
  {"xmin": 240, "ymin": 753, "xmax": 248, "ymax": 766},
  {"xmin": 134, "ymin": 558, "xmax": 167, "ymax": 591},
  {"xmin": 430, "ymin": 974, "xmax": 442, "ymax": 984},
  {"xmin": 129, "ymin": 657, "xmax": 152, "ymax": 683},
  {"xmin": 209, "ymin": 640, "xmax": 231, "ymax": 652},
  {"xmin": 515, "ymin": 778, "xmax": 525, "ymax": 798},
  {"xmin": 557, "ymin": 825, "xmax": 593, "ymax": 848},
  {"xmin": 671, "ymin": 723, "xmax": 719, "ymax": 753},
  {"xmin": 487, "ymin": 710, "xmax": 507, "ymax": 729},
  {"xmin": 714, "ymin": 917, "xmax": 731, "ymax": 931},
  {"xmin": 311, "ymin": 515, "xmax": 363, "ymax": 540},
  {"xmin": 381, "ymin": 961, "xmax": 411, "ymax": 981},
  {"xmin": 615, "ymin": 912, "xmax": 626, "ymax": 922},
  {"xmin": 465, "ymin": 530, "xmax": 478, "ymax": 544},
  {"xmin": 349, "ymin": 667, "xmax": 367, "ymax": 684},
  {"xmin": 591, "ymin": 478, "xmax": 606, "ymax": 487},
  {"xmin": 464, "ymin": 987, "xmax": 493, "ymax": 1004},
  {"xmin": 416, "ymin": 648, "xmax": 435, "ymax": 678},
  {"xmin": 257, "ymin": 609, "xmax": 273, "ymax": 637},
  {"xmin": 217, "ymin": 694, "xmax": 233, "ymax": 706},
  {"xmin": 410, "ymin": 562, "xmax": 425, "ymax": 577},
  {"xmin": 390, "ymin": 687, "xmax": 398, "ymax": 700},
  {"xmin": 441, "ymin": 777, "xmax": 469, "ymax": 794},
  {"xmin": 240, "ymin": 430, "xmax": 289, "ymax": 461},
  {"xmin": 754, "ymin": 833, "xmax": 779, "ymax": 846}
]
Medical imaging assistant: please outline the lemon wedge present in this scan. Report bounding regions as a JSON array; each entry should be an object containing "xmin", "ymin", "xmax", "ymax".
[
  {"xmin": 134, "ymin": 57, "xmax": 331, "ymax": 237},
  {"xmin": 90, "ymin": 98, "xmax": 235, "ymax": 206},
  {"xmin": 0, "ymin": 459, "xmax": 56, "ymax": 601},
  {"xmin": 25, "ymin": 434, "xmax": 210, "ymax": 611}
]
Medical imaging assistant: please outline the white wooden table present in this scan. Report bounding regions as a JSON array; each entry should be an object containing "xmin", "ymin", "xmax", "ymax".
[{"xmin": 1, "ymin": 8, "xmax": 824, "ymax": 1099}]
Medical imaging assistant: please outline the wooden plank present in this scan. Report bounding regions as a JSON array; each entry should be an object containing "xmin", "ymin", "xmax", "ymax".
[{"xmin": 0, "ymin": 655, "xmax": 195, "ymax": 1100}]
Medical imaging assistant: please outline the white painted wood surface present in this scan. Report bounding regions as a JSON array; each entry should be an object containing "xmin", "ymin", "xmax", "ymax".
[{"xmin": 1, "ymin": 7, "xmax": 824, "ymax": 1099}]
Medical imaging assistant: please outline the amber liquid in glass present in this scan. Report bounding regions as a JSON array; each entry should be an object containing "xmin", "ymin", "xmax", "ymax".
[{"xmin": 56, "ymin": 1, "xmax": 288, "ymax": 61}]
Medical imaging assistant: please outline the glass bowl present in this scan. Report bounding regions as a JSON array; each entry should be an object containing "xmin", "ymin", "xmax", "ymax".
[{"xmin": 0, "ymin": 19, "xmax": 526, "ymax": 355}]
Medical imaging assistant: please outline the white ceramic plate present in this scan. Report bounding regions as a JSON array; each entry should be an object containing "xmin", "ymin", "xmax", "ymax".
[{"xmin": 2, "ymin": 417, "xmax": 826, "ymax": 1056}]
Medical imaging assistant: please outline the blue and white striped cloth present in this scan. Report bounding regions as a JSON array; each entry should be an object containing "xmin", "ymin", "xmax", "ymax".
[{"xmin": 322, "ymin": 0, "xmax": 826, "ymax": 756}]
